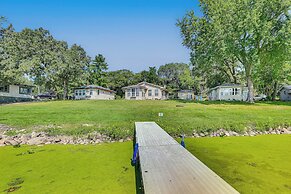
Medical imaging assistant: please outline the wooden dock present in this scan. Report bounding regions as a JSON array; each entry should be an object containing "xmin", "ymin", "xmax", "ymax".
[{"xmin": 135, "ymin": 122, "xmax": 239, "ymax": 194}]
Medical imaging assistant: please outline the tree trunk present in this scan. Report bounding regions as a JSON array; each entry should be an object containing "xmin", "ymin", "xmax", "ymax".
[
  {"xmin": 271, "ymin": 81, "xmax": 278, "ymax": 101},
  {"xmin": 63, "ymin": 80, "xmax": 67, "ymax": 100},
  {"xmin": 246, "ymin": 75, "xmax": 254, "ymax": 103}
]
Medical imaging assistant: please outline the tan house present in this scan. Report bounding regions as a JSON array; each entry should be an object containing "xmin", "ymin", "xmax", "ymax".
[
  {"xmin": 74, "ymin": 85, "xmax": 115, "ymax": 100},
  {"xmin": 0, "ymin": 84, "xmax": 34, "ymax": 103},
  {"xmin": 122, "ymin": 82, "xmax": 168, "ymax": 100},
  {"xmin": 208, "ymin": 84, "xmax": 248, "ymax": 101},
  {"xmin": 178, "ymin": 90, "xmax": 194, "ymax": 100}
]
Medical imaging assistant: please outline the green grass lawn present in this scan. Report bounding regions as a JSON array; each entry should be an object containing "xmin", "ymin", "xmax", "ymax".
[
  {"xmin": 0, "ymin": 100, "xmax": 290, "ymax": 137},
  {"xmin": 0, "ymin": 142, "xmax": 135, "ymax": 194},
  {"xmin": 185, "ymin": 135, "xmax": 291, "ymax": 194}
]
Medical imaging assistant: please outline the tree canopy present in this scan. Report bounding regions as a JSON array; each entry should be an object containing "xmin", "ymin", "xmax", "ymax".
[{"xmin": 178, "ymin": 0, "xmax": 290, "ymax": 102}]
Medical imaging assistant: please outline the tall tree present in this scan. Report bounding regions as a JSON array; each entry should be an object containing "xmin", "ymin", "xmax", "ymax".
[
  {"xmin": 0, "ymin": 25, "xmax": 91, "ymax": 98},
  {"xmin": 134, "ymin": 66, "xmax": 160, "ymax": 85},
  {"xmin": 178, "ymin": 0, "xmax": 290, "ymax": 102},
  {"xmin": 158, "ymin": 63, "xmax": 193, "ymax": 91},
  {"xmin": 46, "ymin": 43, "xmax": 90, "ymax": 99},
  {"xmin": 88, "ymin": 54, "xmax": 108, "ymax": 87},
  {"xmin": 0, "ymin": 25, "xmax": 30, "ymax": 84},
  {"xmin": 107, "ymin": 69, "xmax": 135, "ymax": 97}
]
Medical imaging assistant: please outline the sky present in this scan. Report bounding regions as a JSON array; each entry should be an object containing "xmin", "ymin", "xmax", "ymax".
[{"xmin": 0, "ymin": 0, "xmax": 201, "ymax": 72}]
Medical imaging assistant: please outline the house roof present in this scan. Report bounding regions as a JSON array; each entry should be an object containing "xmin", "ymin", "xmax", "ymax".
[
  {"xmin": 122, "ymin": 82, "xmax": 167, "ymax": 91},
  {"xmin": 18, "ymin": 84, "xmax": 35, "ymax": 88},
  {"xmin": 1, "ymin": 84, "xmax": 35, "ymax": 88},
  {"xmin": 279, "ymin": 85, "xmax": 291, "ymax": 91},
  {"xmin": 75, "ymin": 85, "xmax": 116, "ymax": 93},
  {"xmin": 178, "ymin": 90, "xmax": 194, "ymax": 93},
  {"xmin": 207, "ymin": 83, "xmax": 247, "ymax": 93}
]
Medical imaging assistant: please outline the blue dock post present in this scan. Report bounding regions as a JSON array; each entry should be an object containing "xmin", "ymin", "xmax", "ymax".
[
  {"xmin": 181, "ymin": 134, "xmax": 185, "ymax": 148},
  {"xmin": 132, "ymin": 143, "xmax": 139, "ymax": 165}
]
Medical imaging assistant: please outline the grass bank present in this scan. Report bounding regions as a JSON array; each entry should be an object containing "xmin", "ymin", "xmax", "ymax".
[
  {"xmin": 0, "ymin": 100, "xmax": 290, "ymax": 137},
  {"xmin": 0, "ymin": 142, "xmax": 135, "ymax": 194},
  {"xmin": 185, "ymin": 135, "xmax": 291, "ymax": 194}
]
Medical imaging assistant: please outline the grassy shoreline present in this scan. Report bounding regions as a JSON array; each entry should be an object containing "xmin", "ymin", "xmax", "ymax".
[{"xmin": 1, "ymin": 100, "xmax": 290, "ymax": 138}]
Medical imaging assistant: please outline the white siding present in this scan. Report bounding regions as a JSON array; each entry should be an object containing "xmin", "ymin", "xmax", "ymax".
[
  {"xmin": 74, "ymin": 88, "xmax": 115, "ymax": 100},
  {"xmin": 124, "ymin": 84, "xmax": 168, "ymax": 100},
  {"xmin": 0, "ymin": 85, "xmax": 33, "ymax": 99},
  {"xmin": 208, "ymin": 86, "xmax": 248, "ymax": 101},
  {"xmin": 178, "ymin": 92, "xmax": 194, "ymax": 100}
]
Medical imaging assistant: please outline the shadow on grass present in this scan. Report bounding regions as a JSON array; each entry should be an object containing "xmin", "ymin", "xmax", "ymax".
[
  {"xmin": 172, "ymin": 99, "xmax": 291, "ymax": 106},
  {"xmin": 134, "ymin": 161, "xmax": 144, "ymax": 194},
  {"xmin": 132, "ymin": 130, "xmax": 144, "ymax": 194}
]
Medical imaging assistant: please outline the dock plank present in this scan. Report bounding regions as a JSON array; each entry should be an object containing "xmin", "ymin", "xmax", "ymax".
[{"xmin": 136, "ymin": 122, "xmax": 239, "ymax": 194}]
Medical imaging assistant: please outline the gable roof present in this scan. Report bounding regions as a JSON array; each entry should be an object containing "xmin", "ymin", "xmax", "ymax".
[
  {"xmin": 75, "ymin": 85, "xmax": 115, "ymax": 93},
  {"xmin": 122, "ymin": 82, "xmax": 167, "ymax": 91}
]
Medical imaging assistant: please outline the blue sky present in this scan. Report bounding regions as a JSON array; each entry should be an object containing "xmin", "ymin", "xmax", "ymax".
[{"xmin": 0, "ymin": 0, "xmax": 201, "ymax": 72}]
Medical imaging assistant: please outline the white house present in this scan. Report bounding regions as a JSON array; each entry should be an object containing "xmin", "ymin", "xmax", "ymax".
[
  {"xmin": 279, "ymin": 85, "xmax": 291, "ymax": 101},
  {"xmin": 74, "ymin": 85, "xmax": 115, "ymax": 100},
  {"xmin": 0, "ymin": 84, "xmax": 34, "ymax": 103},
  {"xmin": 208, "ymin": 84, "xmax": 248, "ymax": 101},
  {"xmin": 122, "ymin": 82, "xmax": 168, "ymax": 100},
  {"xmin": 177, "ymin": 90, "xmax": 194, "ymax": 100}
]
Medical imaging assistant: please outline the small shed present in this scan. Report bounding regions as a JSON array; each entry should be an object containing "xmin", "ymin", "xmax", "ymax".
[
  {"xmin": 279, "ymin": 85, "xmax": 291, "ymax": 101},
  {"xmin": 177, "ymin": 90, "xmax": 194, "ymax": 100}
]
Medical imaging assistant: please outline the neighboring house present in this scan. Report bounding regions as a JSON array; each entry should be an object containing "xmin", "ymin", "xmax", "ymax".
[
  {"xmin": 74, "ymin": 85, "xmax": 115, "ymax": 100},
  {"xmin": 208, "ymin": 84, "xmax": 248, "ymax": 101},
  {"xmin": 0, "ymin": 84, "xmax": 34, "ymax": 103},
  {"xmin": 279, "ymin": 85, "xmax": 291, "ymax": 101},
  {"xmin": 122, "ymin": 82, "xmax": 168, "ymax": 100},
  {"xmin": 177, "ymin": 90, "xmax": 194, "ymax": 100}
]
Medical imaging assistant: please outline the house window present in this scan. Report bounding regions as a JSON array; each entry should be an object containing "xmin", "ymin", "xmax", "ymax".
[
  {"xmin": 75, "ymin": 90, "xmax": 78, "ymax": 96},
  {"xmin": 127, "ymin": 89, "xmax": 130, "ymax": 97},
  {"xmin": 232, "ymin": 88, "xmax": 238, "ymax": 95},
  {"xmin": 132, "ymin": 88, "xmax": 136, "ymax": 97},
  {"xmin": 136, "ymin": 88, "xmax": 139, "ymax": 96},
  {"xmin": 155, "ymin": 89, "xmax": 159, "ymax": 96},
  {"xmin": 82, "ymin": 90, "xmax": 86, "ymax": 95},
  {"xmin": 0, "ymin": 85, "xmax": 9, "ymax": 93},
  {"xmin": 221, "ymin": 92, "xmax": 224, "ymax": 96},
  {"xmin": 97, "ymin": 90, "xmax": 100, "ymax": 95},
  {"xmin": 90, "ymin": 90, "xmax": 93, "ymax": 95},
  {"xmin": 19, "ymin": 87, "xmax": 31, "ymax": 94},
  {"xmin": 148, "ymin": 89, "xmax": 152, "ymax": 96}
]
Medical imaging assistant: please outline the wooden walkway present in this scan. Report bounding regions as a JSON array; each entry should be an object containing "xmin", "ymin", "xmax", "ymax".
[{"xmin": 135, "ymin": 122, "xmax": 239, "ymax": 194}]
